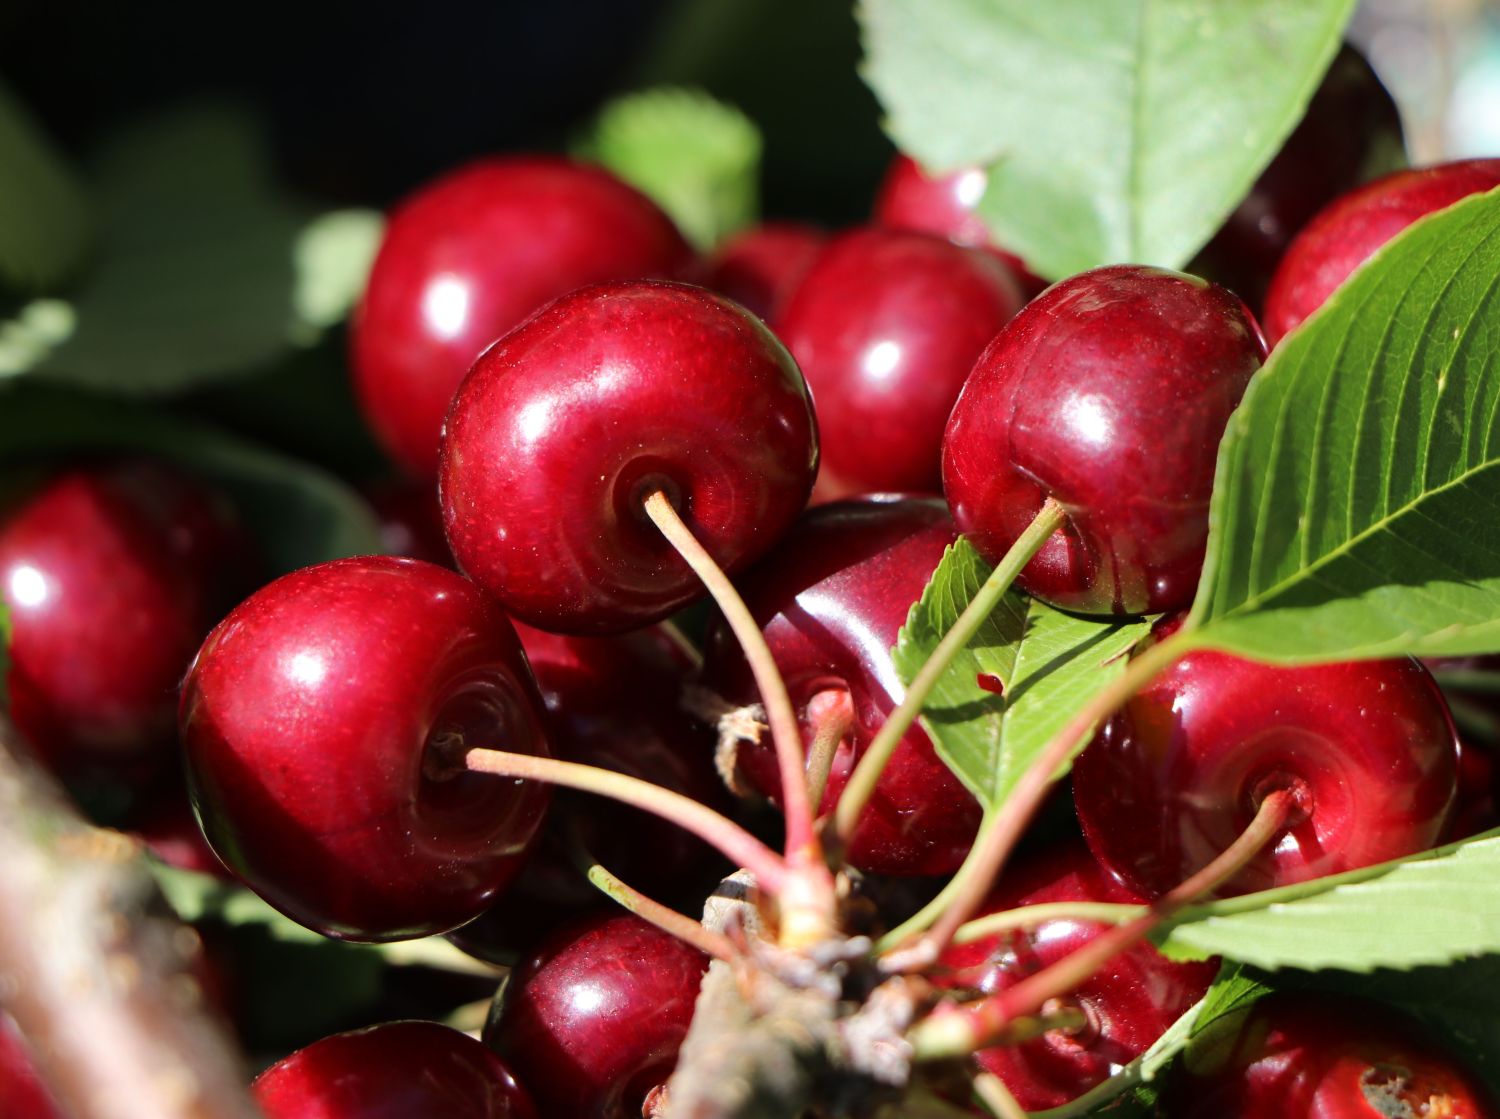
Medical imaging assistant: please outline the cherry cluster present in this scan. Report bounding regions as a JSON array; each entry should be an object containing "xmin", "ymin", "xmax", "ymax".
[{"xmin": 3, "ymin": 41, "xmax": 1498, "ymax": 1119}]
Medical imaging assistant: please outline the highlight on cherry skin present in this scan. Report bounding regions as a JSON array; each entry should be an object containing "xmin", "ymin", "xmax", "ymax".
[
  {"xmin": 351, "ymin": 155, "xmax": 693, "ymax": 477},
  {"xmin": 1073, "ymin": 617, "xmax": 1460, "ymax": 900},
  {"xmin": 942, "ymin": 263, "xmax": 1266, "ymax": 616},
  {"xmin": 178, "ymin": 554, "xmax": 552, "ymax": 941},
  {"xmin": 439, "ymin": 278, "xmax": 819, "ymax": 635},
  {"xmin": 702, "ymin": 494, "xmax": 981, "ymax": 875},
  {"xmin": 253, "ymin": 1020, "xmax": 537, "ymax": 1119}
]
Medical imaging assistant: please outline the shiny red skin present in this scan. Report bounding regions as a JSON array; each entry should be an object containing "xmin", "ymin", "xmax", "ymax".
[
  {"xmin": 776, "ymin": 229, "xmax": 1024, "ymax": 502},
  {"xmin": 0, "ymin": 461, "xmax": 250, "ymax": 777},
  {"xmin": 486, "ymin": 913, "xmax": 708, "ymax": 1119},
  {"xmin": 1197, "ymin": 44, "xmax": 1403, "ymax": 307},
  {"xmin": 942, "ymin": 265, "xmax": 1265, "ymax": 616},
  {"xmin": 934, "ymin": 841, "xmax": 1218, "ymax": 1112},
  {"xmin": 0, "ymin": 1017, "xmax": 61, "ymax": 1119},
  {"xmin": 1168, "ymin": 995, "xmax": 1495, "ymax": 1118},
  {"xmin": 1263, "ymin": 158, "xmax": 1500, "ymax": 345},
  {"xmin": 441, "ymin": 280, "xmax": 819, "ymax": 635},
  {"xmin": 180, "ymin": 556, "xmax": 551, "ymax": 941},
  {"xmin": 703, "ymin": 496, "xmax": 980, "ymax": 875},
  {"xmin": 873, "ymin": 154, "xmax": 1047, "ymax": 295},
  {"xmin": 254, "ymin": 1020, "xmax": 537, "ymax": 1119},
  {"xmin": 1073, "ymin": 620, "xmax": 1458, "ymax": 899},
  {"xmin": 352, "ymin": 157, "xmax": 692, "ymax": 477},
  {"xmin": 702, "ymin": 221, "xmax": 826, "ymax": 321}
]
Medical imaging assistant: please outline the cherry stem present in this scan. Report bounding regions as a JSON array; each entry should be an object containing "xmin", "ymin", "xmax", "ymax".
[
  {"xmin": 833, "ymin": 499, "xmax": 1066, "ymax": 847},
  {"xmin": 973, "ymin": 1071, "xmax": 1028, "ymax": 1119},
  {"xmin": 948, "ymin": 900, "xmax": 1141, "ymax": 946},
  {"xmin": 465, "ymin": 748, "xmax": 787, "ymax": 892},
  {"xmin": 656, "ymin": 618, "xmax": 705, "ymax": 672},
  {"xmin": 805, "ymin": 692, "xmax": 855, "ymax": 810},
  {"xmin": 908, "ymin": 789, "xmax": 1294, "ymax": 1061},
  {"xmin": 642, "ymin": 489, "xmax": 819, "ymax": 868},
  {"xmin": 885, "ymin": 628, "xmax": 1190, "ymax": 969}
]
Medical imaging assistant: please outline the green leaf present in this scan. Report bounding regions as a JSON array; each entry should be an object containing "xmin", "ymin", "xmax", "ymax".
[
  {"xmin": 291, "ymin": 208, "xmax": 383, "ymax": 338},
  {"xmin": 1187, "ymin": 188, "xmax": 1500, "ymax": 661},
  {"xmin": 0, "ymin": 299, "xmax": 76, "ymax": 378},
  {"xmin": 891, "ymin": 539, "xmax": 1147, "ymax": 806},
  {"xmin": 575, "ymin": 86, "xmax": 761, "ymax": 250},
  {"xmin": 0, "ymin": 385, "xmax": 380, "ymax": 573},
  {"xmin": 151, "ymin": 859, "xmax": 326, "ymax": 945},
  {"xmin": 857, "ymin": 0, "xmax": 1354, "ymax": 280},
  {"xmin": 32, "ymin": 104, "xmax": 313, "ymax": 394},
  {"xmin": 0, "ymin": 78, "xmax": 92, "ymax": 290},
  {"xmin": 1154, "ymin": 831, "xmax": 1500, "ymax": 971}
]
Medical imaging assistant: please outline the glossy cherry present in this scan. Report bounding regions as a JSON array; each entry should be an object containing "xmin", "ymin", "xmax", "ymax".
[
  {"xmin": 701, "ymin": 221, "xmax": 826, "ymax": 321},
  {"xmin": 441, "ymin": 279, "xmax": 819, "ymax": 635},
  {"xmin": 1073, "ymin": 617, "xmax": 1458, "ymax": 900},
  {"xmin": 776, "ymin": 228, "xmax": 1024, "ymax": 502},
  {"xmin": 486, "ymin": 912, "xmax": 708, "ymax": 1119},
  {"xmin": 180, "ymin": 555, "xmax": 551, "ymax": 941},
  {"xmin": 0, "ymin": 459, "xmax": 251, "ymax": 780},
  {"xmin": 352, "ymin": 156, "xmax": 693, "ymax": 477},
  {"xmin": 0, "ymin": 1016, "xmax": 61, "ymax": 1119},
  {"xmin": 702, "ymin": 496, "xmax": 979, "ymax": 875},
  {"xmin": 1167, "ymin": 994, "xmax": 1495, "ymax": 1118},
  {"xmin": 254, "ymin": 1020, "xmax": 537, "ymax": 1119},
  {"xmin": 1263, "ymin": 158, "xmax": 1500, "ymax": 345},
  {"xmin": 942, "ymin": 264, "xmax": 1265, "ymax": 616},
  {"xmin": 872, "ymin": 154, "xmax": 1046, "ymax": 295},
  {"xmin": 933, "ymin": 840, "xmax": 1218, "ymax": 1111}
]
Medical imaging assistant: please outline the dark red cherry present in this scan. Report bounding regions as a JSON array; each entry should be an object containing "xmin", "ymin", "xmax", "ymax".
[
  {"xmin": 254, "ymin": 1020, "xmax": 537, "ymax": 1119},
  {"xmin": 365, "ymin": 478, "xmax": 453, "ymax": 567},
  {"xmin": 0, "ymin": 1016, "xmax": 61, "ymax": 1119},
  {"xmin": 0, "ymin": 460, "xmax": 251, "ymax": 780},
  {"xmin": 701, "ymin": 221, "xmax": 826, "ymax": 321},
  {"xmin": 126, "ymin": 774, "xmax": 231, "ymax": 879},
  {"xmin": 486, "ymin": 912, "xmax": 708, "ymax": 1119},
  {"xmin": 441, "ymin": 280, "xmax": 818, "ymax": 635},
  {"xmin": 1423, "ymin": 655, "xmax": 1500, "ymax": 839},
  {"xmin": 1263, "ymin": 158, "xmax": 1500, "ymax": 345},
  {"xmin": 1073, "ymin": 618, "xmax": 1458, "ymax": 900},
  {"xmin": 352, "ymin": 157, "xmax": 693, "ymax": 477},
  {"xmin": 872, "ymin": 154, "xmax": 1047, "ymax": 295},
  {"xmin": 702, "ymin": 496, "xmax": 979, "ymax": 875},
  {"xmin": 1167, "ymin": 994, "xmax": 1495, "ymax": 1118},
  {"xmin": 933, "ymin": 840, "xmax": 1217, "ymax": 1111},
  {"xmin": 776, "ymin": 229, "xmax": 1024, "ymax": 502},
  {"xmin": 942, "ymin": 264, "xmax": 1265, "ymax": 616},
  {"xmin": 180, "ymin": 556, "xmax": 551, "ymax": 941},
  {"xmin": 1197, "ymin": 44, "xmax": 1403, "ymax": 307}
]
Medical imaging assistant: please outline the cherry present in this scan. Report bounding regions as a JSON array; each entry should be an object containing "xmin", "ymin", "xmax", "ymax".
[
  {"xmin": 872, "ymin": 154, "xmax": 1047, "ymax": 295},
  {"xmin": 1167, "ymin": 994, "xmax": 1495, "ymax": 1117},
  {"xmin": 126, "ymin": 774, "xmax": 231, "ymax": 879},
  {"xmin": 485, "ymin": 912, "xmax": 708, "ymax": 1119},
  {"xmin": 365, "ymin": 477, "xmax": 453, "ymax": 567},
  {"xmin": 933, "ymin": 840, "xmax": 1217, "ymax": 1111},
  {"xmin": 0, "ymin": 459, "xmax": 252, "ymax": 781},
  {"xmin": 253, "ymin": 1020, "xmax": 537, "ymax": 1119},
  {"xmin": 0, "ymin": 1016, "xmax": 61, "ymax": 1119},
  {"xmin": 441, "ymin": 279, "xmax": 818, "ymax": 635},
  {"xmin": 701, "ymin": 221, "xmax": 826, "ymax": 321},
  {"xmin": 180, "ymin": 555, "xmax": 551, "ymax": 941},
  {"xmin": 775, "ymin": 228, "xmax": 1024, "ymax": 502},
  {"xmin": 352, "ymin": 156, "xmax": 693, "ymax": 477},
  {"xmin": 702, "ymin": 495, "xmax": 980, "ymax": 875},
  {"xmin": 1424, "ymin": 655, "xmax": 1500, "ymax": 839},
  {"xmin": 1196, "ymin": 44, "xmax": 1403, "ymax": 306},
  {"xmin": 1263, "ymin": 158, "xmax": 1500, "ymax": 345},
  {"xmin": 1072, "ymin": 617, "xmax": 1458, "ymax": 900},
  {"xmin": 942, "ymin": 264, "xmax": 1265, "ymax": 616}
]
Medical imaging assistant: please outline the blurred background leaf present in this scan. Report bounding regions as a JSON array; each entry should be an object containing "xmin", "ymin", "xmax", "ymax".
[{"xmin": 0, "ymin": 76, "xmax": 92, "ymax": 291}]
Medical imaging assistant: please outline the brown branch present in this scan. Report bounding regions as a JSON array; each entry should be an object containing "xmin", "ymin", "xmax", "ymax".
[{"xmin": 0, "ymin": 713, "xmax": 261, "ymax": 1119}]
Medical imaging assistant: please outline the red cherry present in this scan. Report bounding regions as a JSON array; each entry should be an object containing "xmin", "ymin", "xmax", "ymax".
[
  {"xmin": 0, "ymin": 460, "xmax": 251, "ymax": 779},
  {"xmin": 703, "ymin": 496, "xmax": 980, "ymax": 875},
  {"xmin": 701, "ymin": 221, "xmax": 826, "ymax": 321},
  {"xmin": 180, "ymin": 556, "xmax": 551, "ymax": 941},
  {"xmin": 365, "ymin": 478, "xmax": 453, "ymax": 567},
  {"xmin": 933, "ymin": 840, "xmax": 1217, "ymax": 1111},
  {"xmin": 1168, "ymin": 994, "xmax": 1495, "ymax": 1118},
  {"xmin": 126, "ymin": 775, "xmax": 231, "ymax": 879},
  {"xmin": 441, "ymin": 280, "xmax": 818, "ymax": 635},
  {"xmin": 1263, "ymin": 158, "xmax": 1500, "ymax": 345},
  {"xmin": 0, "ymin": 1016, "xmax": 61, "ymax": 1119},
  {"xmin": 486, "ymin": 912, "xmax": 708, "ymax": 1119},
  {"xmin": 872, "ymin": 154, "xmax": 1047, "ymax": 295},
  {"xmin": 942, "ymin": 264, "xmax": 1265, "ymax": 616},
  {"xmin": 254, "ymin": 1020, "xmax": 537, "ymax": 1119},
  {"xmin": 352, "ymin": 157, "xmax": 692, "ymax": 477},
  {"xmin": 776, "ymin": 229, "xmax": 1024, "ymax": 502},
  {"xmin": 1073, "ymin": 618, "xmax": 1458, "ymax": 899}
]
